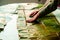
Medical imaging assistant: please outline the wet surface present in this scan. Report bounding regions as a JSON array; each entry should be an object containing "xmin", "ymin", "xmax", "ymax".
[
  {"xmin": 17, "ymin": 4, "xmax": 60, "ymax": 40},
  {"xmin": 0, "ymin": 3, "xmax": 60, "ymax": 40}
]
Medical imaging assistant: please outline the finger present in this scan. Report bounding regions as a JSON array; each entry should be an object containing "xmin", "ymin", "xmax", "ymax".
[
  {"xmin": 30, "ymin": 11, "xmax": 38, "ymax": 17},
  {"xmin": 26, "ymin": 20, "xmax": 31, "ymax": 23},
  {"xmin": 31, "ymin": 11, "xmax": 38, "ymax": 17},
  {"xmin": 26, "ymin": 18, "xmax": 35, "ymax": 23},
  {"xmin": 29, "ymin": 11, "xmax": 36, "ymax": 17},
  {"xmin": 33, "ymin": 11, "xmax": 40, "ymax": 20},
  {"xmin": 26, "ymin": 19, "xmax": 33, "ymax": 23}
]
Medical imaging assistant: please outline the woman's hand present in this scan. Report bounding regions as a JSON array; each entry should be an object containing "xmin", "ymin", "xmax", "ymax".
[
  {"xmin": 29, "ymin": 11, "xmax": 39, "ymax": 17},
  {"xmin": 26, "ymin": 10, "xmax": 39, "ymax": 23}
]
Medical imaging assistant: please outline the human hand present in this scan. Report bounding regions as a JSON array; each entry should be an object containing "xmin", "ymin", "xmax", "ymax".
[
  {"xmin": 29, "ymin": 11, "xmax": 39, "ymax": 17},
  {"xmin": 26, "ymin": 10, "xmax": 39, "ymax": 23}
]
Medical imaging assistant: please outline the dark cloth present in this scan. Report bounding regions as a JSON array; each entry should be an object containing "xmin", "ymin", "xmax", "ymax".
[
  {"xmin": 58, "ymin": 0, "xmax": 60, "ymax": 5},
  {"xmin": 39, "ymin": 0, "xmax": 59, "ymax": 18}
]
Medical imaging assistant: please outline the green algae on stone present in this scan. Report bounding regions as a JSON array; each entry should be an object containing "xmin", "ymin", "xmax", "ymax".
[{"xmin": 31, "ymin": 4, "xmax": 43, "ymax": 10}]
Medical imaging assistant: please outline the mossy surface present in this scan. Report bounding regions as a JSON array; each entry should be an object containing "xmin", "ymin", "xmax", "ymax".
[
  {"xmin": 31, "ymin": 13, "xmax": 60, "ymax": 40},
  {"xmin": 31, "ymin": 4, "xmax": 43, "ymax": 10},
  {"xmin": 40, "ymin": 14, "xmax": 60, "ymax": 32}
]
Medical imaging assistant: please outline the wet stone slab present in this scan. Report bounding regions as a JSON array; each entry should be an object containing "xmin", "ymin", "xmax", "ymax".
[{"xmin": 16, "ymin": 4, "xmax": 60, "ymax": 40}]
